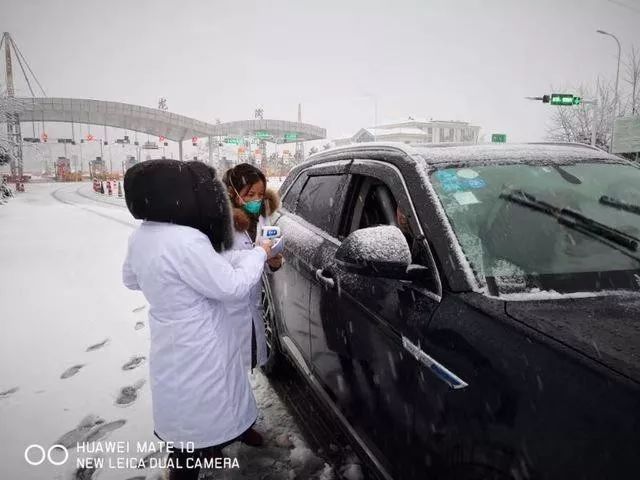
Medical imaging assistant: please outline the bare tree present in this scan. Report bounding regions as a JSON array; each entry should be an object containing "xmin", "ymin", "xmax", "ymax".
[
  {"xmin": 623, "ymin": 46, "xmax": 640, "ymax": 115},
  {"xmin": 546, "ymin": 44, "xmax": 640, "ymax": 152}
]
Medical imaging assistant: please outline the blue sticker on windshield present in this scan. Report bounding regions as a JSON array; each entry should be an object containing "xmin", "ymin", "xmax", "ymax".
[
  {"xmin": 464, "ymin": 178, "xmax": 487, "ymax": 189},
  {"xmin": 441, "ymin": 181, "xmax": 465, "ymax": 193},
  {"xmin": 435, "ymin": 170, "xmax": 458, "ymax": 181}
]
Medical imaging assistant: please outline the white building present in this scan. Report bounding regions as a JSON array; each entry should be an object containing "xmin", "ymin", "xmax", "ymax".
[{"xmin": 334, "ymin": 119, "xmax": 481, "ymax": 146}]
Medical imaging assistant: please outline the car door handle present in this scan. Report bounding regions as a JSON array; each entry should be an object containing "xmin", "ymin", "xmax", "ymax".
[
  {"xmin": 402, "ymin": 336, "xmax": 468, "ymax": 390},
  {"xmin": 315, "ymin": 269, "xmax": 336, "ymax": 289}
]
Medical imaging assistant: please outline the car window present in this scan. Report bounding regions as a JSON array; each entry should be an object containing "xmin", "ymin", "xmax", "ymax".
[
  {"xmin": 296, "ymin": 174, "xmax": 345, "ymax": 234},
  {"xmin": 346, "ymin": 176, "xmax": 424, "ymax": 265},
  {"xmin": 281, "ymin": 172, "xmax": 307, "ymax": 211},
  {"xmin": 359, "ymin": 184, "xmax": 398, "ymax": 230}
]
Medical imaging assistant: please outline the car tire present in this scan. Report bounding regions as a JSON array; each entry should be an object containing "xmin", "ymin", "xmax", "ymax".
[{"xmin": 260, "ymin": 275, "xmax": 285, "ymax": 377}]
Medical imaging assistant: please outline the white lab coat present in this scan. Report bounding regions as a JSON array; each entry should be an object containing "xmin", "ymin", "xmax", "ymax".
[
  {"xmin": 227, "ymin": 215, "xmax": 270, "ymax": 371},
  {"xmin": 122, "ymin": 220, "xmax": 267, "ymax": 448}
]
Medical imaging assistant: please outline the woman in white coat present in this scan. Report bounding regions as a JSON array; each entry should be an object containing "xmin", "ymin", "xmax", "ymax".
[
  {"xmin": 122, "ymin": 160, "xmax": 272, "ymax": 480},
  {"xmin": 221, "ymin": 164, "xmax": 283, "ymax": 444}
]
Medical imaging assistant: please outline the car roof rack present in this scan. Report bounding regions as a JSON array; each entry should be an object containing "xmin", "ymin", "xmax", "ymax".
[
  {"xmin": 411, "ymin": 141, "xmax": 606, "ymax": 153},
  {"xmin": 524, "ymin": 142, "xmax": 606, "ymax": 152},
  {"xmin": 408, "ymin": 142, "xmax": 474, "ymax": 149}
]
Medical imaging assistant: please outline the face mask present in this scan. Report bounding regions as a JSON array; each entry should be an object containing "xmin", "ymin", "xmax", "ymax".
[{"xmin": 243, "ymin": 199, "xmax": 262, "ymax": 215}]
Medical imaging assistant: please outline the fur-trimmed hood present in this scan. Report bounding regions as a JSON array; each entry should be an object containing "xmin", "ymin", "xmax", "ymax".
[
  {"xmin": 232, "ymin": 188, "xmax": 280, "ymax": 232},
  {"xmin": 124, "ymin": 159, "xmax": 234, "ymax": 252}
]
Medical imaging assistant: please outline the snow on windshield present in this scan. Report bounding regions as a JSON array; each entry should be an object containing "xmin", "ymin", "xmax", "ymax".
[{"xmin": 421, "ymin": 158, "xmax": 640, "ymax": 297}]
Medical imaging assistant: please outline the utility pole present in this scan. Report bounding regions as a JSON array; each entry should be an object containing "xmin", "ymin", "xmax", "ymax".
[
  {"xmin": 365, "ymin": 94, "xmax": 378, "ymax": 141},
  {"xmin": 581, "ymin": 99, "xmax": 599, "ymax": 147},
  {"xmin": 597, "ymin": 30, "xmax": 622, "ymax": 152},
  {"xmin": 295, "ymin": 103, "xmax": 304, "ymax": 161}
]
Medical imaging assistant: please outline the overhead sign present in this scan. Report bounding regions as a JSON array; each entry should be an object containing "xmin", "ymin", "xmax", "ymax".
[
  {"xmin": 225, "ymin": 137, "xmax": 241, "ymax": 145},
  {"xmin": 612, "ymin": 116, "xmax": 640, "ymax": 154},
  {"xmin": 491, "ymin": 133, "xmax": 507, "ymax": 143},
  {"xmin": 283, "ymin": 132, "xmax": 298, "ymax": 142},
  {"xmin": 256, "ymin": 131, "xmax": 271, "ymax": 140}
]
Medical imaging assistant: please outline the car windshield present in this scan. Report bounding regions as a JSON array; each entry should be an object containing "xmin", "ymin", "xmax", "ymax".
[{"xmin": 429, "ymin": 160, "xmax": 640, "ymax": 295}]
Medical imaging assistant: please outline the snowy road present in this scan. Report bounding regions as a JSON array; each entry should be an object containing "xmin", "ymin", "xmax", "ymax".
[{"xmin": 0, "ymin": 183, "xmax": 351, "ymax": 480}]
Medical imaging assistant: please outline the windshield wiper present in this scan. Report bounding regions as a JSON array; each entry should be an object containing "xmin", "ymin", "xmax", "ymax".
[
  {"xmin": 499, "ymin": 189, "xmax": 639, "ymax": 253},
  {"xmin": 552, "ymin": 165, "xmax": 582, "ymax": 185},
  {"xmin": 599, "ymin": 195, "xmax": 640, "ymax": 216}
]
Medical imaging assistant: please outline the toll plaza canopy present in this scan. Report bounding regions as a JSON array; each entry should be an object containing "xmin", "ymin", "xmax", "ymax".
[{"xmin": 0, "ymin": 97, "xmax": 326, "ymax": 143}]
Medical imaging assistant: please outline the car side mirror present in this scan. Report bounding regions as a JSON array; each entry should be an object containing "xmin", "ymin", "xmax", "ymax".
[
  {"xmin": 406, "ymin": 264, "xmax": 431, "ymax": 282},
  {"xmin": 335, "ymin": 225, "xmax": 412, "ymax": 279}
]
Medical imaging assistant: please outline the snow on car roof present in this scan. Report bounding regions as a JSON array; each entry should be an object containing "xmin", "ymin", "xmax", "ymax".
[
  {"xmin": 413, "ymin": 142, "xmax": 622, "ymax": 166},
  {"xmin": 305, "ymin": 141, "xmax": 622, "ymax": 168}
]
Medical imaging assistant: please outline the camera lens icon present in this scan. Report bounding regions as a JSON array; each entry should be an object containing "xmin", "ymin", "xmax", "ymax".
[{"xmin": 24, "ymin": 444, "xmax": 69, "ymax": 466}]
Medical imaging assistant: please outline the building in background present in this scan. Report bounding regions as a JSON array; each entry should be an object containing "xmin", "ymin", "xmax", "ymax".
[
  {"xmin": 334, "ymin": 119, "xmax": 481, "ymax": 146},
  {"xmin": 55, "ymin": 157, "xmax": 71, "ymax": 181}
]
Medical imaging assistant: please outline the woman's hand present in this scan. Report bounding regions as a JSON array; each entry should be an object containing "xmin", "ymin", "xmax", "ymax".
[
  {"xmin": 259, "ymin": 240, "xmax": 273, "ymax": 258},
  {"xmin": 267, "ymin": 254, "xmax": 283, "ymax": 270}
]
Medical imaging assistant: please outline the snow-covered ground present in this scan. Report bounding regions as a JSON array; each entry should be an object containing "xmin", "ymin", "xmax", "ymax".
[{"xmin": 0, "ymin": 182, "xmax": 357, "ymax": 480}]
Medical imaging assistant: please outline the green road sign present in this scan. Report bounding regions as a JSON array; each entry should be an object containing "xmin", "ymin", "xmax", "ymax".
[
  {"xmin": 255, "ymin": 131, "xmax": 271, "ymax": 140},
  {"xmin": 283, "ymin": 132, "xmax": 298, "ymax": 142},
  {"xmin": 491, "ymin": 133, "xmax": 507, "ymax": 143},
  {"xmin": 550, "ymin": 94, "xmax": 581, "ymax": 106},
  {"xmin": 224, "ymin": 137, "xmax": 241, "ymax": 145}
]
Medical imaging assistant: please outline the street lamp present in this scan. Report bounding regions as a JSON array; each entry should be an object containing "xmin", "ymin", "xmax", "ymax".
[
  {"xmin": 362, "ymin": 93, "xmax": 378, "ymax": 141},
  {"xmin": 597, "ymin": 29, "xmax": 622, "ymax": 150}
]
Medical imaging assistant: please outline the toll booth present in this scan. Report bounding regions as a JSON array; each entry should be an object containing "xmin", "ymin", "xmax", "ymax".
[
  {"xmin": 125, "ymin": 155, "xmax": 137, "ymax": 171},
  {"xmin": 89, "ymin": 157, "xmax": 106, "ymax": 178},
  {"xmin": 55, "ymin": 157, "xmax": 71, "ymax": 181}
]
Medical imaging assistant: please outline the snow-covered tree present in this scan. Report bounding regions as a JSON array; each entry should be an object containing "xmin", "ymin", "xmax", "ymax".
[
  {"xmin": 0, "ymin": 86, "xmax": 15, "ymax": 165},
  {"xmin": 0, "ymin": 90, "xmax": 42, "ymax": 171}
]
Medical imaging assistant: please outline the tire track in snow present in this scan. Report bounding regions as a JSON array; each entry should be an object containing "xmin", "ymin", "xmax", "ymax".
[
  {"xmin": 73, "ymin": 185, "xmax": 128, "ymax": 210},
  {"xmin": 50, "ymin": 186, "xmax": 136, "ymax": 229}
]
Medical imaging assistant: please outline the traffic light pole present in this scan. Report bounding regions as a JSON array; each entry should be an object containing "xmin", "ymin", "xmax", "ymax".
[{"xmin": 581, "ymin": 99, "xmax": 598, "ymax": 147}]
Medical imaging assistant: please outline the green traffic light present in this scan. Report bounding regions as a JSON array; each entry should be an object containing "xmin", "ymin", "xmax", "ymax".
[{"xmin": 550, "ymin": 94, "xmax": 580, "ymax": 106}]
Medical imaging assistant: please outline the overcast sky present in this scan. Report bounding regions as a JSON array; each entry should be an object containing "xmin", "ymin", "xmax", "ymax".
[{"xmin": 1, "ymin": 0, "xmax": 639, "ymax": 147}]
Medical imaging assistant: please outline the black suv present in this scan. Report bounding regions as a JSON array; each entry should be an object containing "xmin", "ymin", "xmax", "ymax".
[{"xmin": 262, "ymin": 142, "xmax": 640, "ymax": 480}]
